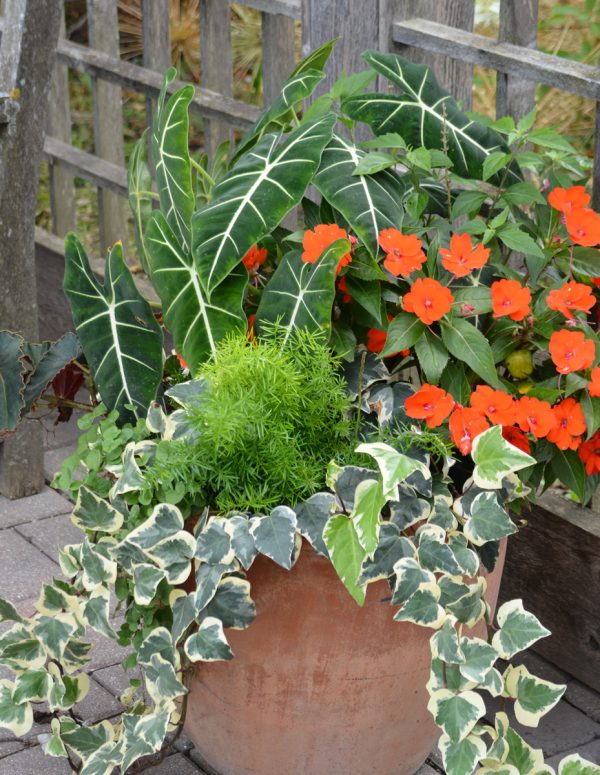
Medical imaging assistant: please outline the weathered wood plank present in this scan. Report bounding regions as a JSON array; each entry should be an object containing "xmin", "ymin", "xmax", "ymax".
[
  {"xmin": 200, "ymin": 0, "xmax": 233, "ymax": 162},
  {"xmin": 87, "ymin": 0, "xmax": 129, "ymax": 253},
  {"xmin": 496, "ymin": 0, "xmax": 539, "ymax": 121},
  {"xmin": 0, "ymin": 0, "xmax": 62, "ymax": 497},
  {"xmin": 391, "ymin": 1, "xmax": 475, "ymax": 110},
  {"xmin": 47, "ymin": 6, "xmax": 75, "ymax": 237},
  {"xmin": 43, "ymin": 135, "xmax": 128, "ymax": 197},
  {"xmin": 500, "ymin": 490, "xmax": 600, "ymax": 691},
  {"xmin": 141, "ymin": 0, "xmax": 170, "ymax": 172},
  {"xmin": 262, "ymin": 11, "xmax": 296, "ymax": 104},
  {"xmin": 392, "ymin": 18, "xmax": 600, "ymax": 101},
  {"xmin": 243, "ymin": 0, "xmax": 300, "ymax": 18}
]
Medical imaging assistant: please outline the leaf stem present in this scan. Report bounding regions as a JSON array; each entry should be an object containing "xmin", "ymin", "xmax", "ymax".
[{"xmin": 190, "ymin": 158, "xmax": 216, "ymax": 188}]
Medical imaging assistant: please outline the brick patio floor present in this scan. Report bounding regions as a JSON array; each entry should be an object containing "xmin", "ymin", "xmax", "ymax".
[{"xmin": 0, "ymin": 423, "xmax": 598, "ymax": 773}]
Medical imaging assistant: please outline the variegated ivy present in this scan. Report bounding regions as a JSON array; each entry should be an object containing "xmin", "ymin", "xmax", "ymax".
[{"xmin": 0, "ymin": 371, "xmax": 597, "ymax": 775}]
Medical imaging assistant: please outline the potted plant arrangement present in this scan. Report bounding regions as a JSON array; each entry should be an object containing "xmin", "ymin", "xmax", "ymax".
[{"xmin": 0, "ymin": 43, "xmax": 599, "ymax": 775}]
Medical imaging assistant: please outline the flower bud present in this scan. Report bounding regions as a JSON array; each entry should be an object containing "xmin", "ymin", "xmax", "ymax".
[{"xmin": 506, "ymin": 349, "xmax": 534, "ymax": 379}]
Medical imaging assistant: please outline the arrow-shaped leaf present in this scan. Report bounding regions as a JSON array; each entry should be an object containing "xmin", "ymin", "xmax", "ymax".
[
  {"xmin": 64, "ymin": 234, "xmax": 163, "ymax": 422},
  {"xmin": 192, "ymin": 115, "xmax": 335, "ymax": 295},
  {"xmin": 146, "ymin": 211, "xmax": 246, "ymax": 373},
  {"xmin": 22, "ymin": 333, "xmax": 80, "ymax": 413}
]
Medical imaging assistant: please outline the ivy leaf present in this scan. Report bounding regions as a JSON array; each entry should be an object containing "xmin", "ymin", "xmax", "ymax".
[
  {"xmin": 357, "ymin": 525, "xmax": 414, "ymax": 584},
  {"xmin": 0, "ymin": 598, "xmax": 24, "ymax": 624},
  {"xmin": 294, "ymin": 492, "xmax": 337, "ymax": 557},
  {"xmin": 132, "ymin": 564, "xmax": 166, "ymax": 606},
  {"xmin": 441, "ymin": 317, "xmax": 502, "ymax": 389},
  {"xmin": 471, "ymin": 426, "xmax": 535, "ymax": 489},
  {"xmin": 323, "ymin": 514, "xmax": 367, "ymax": 606},
  {"xmin": 429, "ymin": 689, "xmax": 486, "ymax": 742},
  {"xmin": 507, "ymin": 666, "xmax": 565, "ymax": 728},
  {"xmin": 438, "ymin": 732, "xmax": 487, "ymax": 775},
  {"xmin": 459, "ymin": 637, "xmax": 498, "ymax": 683},
  {"xmin": 351, "ymin": 478, "xmax": 385, "ymax": 557},
  {"xmin": 559, "ymin": 754, "xmax": 600, "ymax": 775},
  {"xmin": 418, "ymin": 535, "xmax": 463, "ymax": 575},
  {"xmin": 72, "ymin": 486, "xmax": 124, "ymax": 534},
  {"xmin": 0, "ymin": 680, "xmax": 33, "ymax": 737},
  {"xmin": 492, "ymin": 599, "xmax": 550, "ymax": 659},
  {"xmin": 184, "ymin": 617, "xmax": 234, "ymax": 662},
  {"xmin": 463, "ymin": 491, "xmax": 518, "ymax": 546},
  {"xmin": 229, "ymin": 514, "xmax": 259, "ymax": 570},
  {"xmin": 355, "ymin": 442, "xmax": 430, "ymax": 500},
  {"xmin": 392, "ymin": 557, "xmax": 435, "ymax": 605},
  {"xmin": 33, "ymin": 615, "xmax": 76, "ymax": 661},
  {"xmin": 394, "ymin": 589, "xmax": 445, "ymax": 629},
  {"xmin": 205, "ymin": 577, "xmax": 256, "ymax": 630},
  {"xmin": 250, "ymin": 506, "xmax": 297, "ymax": 570},
  {"xmin": 195, "ymin": 518, "xmax": 236, "ymax": 566},
  {"xmin": 11, "ymin": 669, "xmax": 52, "ymax": 704}
]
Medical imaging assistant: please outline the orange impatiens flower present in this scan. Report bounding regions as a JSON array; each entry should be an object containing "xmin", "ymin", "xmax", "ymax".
[
  {"xmin": 405, "ymin": 384, "xmax": 455, "ymax": 428},
  {"xmin": 242, "ymin": 244, "xmax": 267, "ymax": 273},
  {"xmin": 470, "ymin": 385, "xmax": 517, "ymax": 426},
  {"xmin": 546, "ymin": 281, "xmax": 595, "ymax": 320},
  {"xmin": 579, "ymin": 430, "xmax": 600, "ymax": 475},
  {"xmin": 547, "ymin": 398, "xmax": 587, "ymax": 451},
  {"xmin": 403, "ymin": 278, "xmax": 454, "ymax": 326},
  {"xmin": 502, "ymin": 425, "xmax": 531, "ymax": 454},
  {"xmin": 449, "ymin": 407, "xmax": 489, "ymax": 455},
  {"xmin": 367, "ymin": 316, "xmax": 409, "ymax": 358},
  {"xmin": 588, "ymin": 367, "xmax": 600, "ymax": 397},
  {"xmin": 549, "ymin": 329, "xmax": 596, "ymax": 374},
  {"xmin": 548, "ymin": 186, "xmax": 590, "ymax": 214},
  {"xmin": 302, "ymin": 223, "xmax": 352, "ymax": 272},
  {"xmin": 490, "ymin": 279, "xmax": 532, "ymax": 321},
  {"xmin": 516, "ymin": 396, "xmax": 558, "ymax": 439},
  {"xmin": 439, "ymin": 233, "xmax": 490, "ymax": 278},
  {"xmin": 337, "ymin": 276, "xmax": 352, "ymax": 304},
  {"xmin": 378, "ymin": 229, "xmax": 426, "ymax": 278},
  {"xmin": 565, "ymin": 208, "xmax": 600, "ymax": 247}
]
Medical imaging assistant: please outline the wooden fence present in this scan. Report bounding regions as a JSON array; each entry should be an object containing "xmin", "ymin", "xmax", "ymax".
[{"xmin": 1, "ymin": 0, "xmax": 600, "ymax": 496}]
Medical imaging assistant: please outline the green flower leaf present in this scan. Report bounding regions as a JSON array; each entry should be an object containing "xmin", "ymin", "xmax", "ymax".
[
  {"xmin": 463, "ymin": 491, "xmax": 518, "ymax": 546},
  {"xmin": 383, "ymin": 312, "xmax": 426, "ymax": 356},
  {"xmin": 414, "ymin": 330, "xmax": 449, "ymax": 385},
  {"xmin": 429, "ymin": 689, "xmax": 486, "ymax": 742},
  {"xmin": 250, "ymin": 506, "xmax": 297, "ymax": 570},
  {"xmin": 323, "ymin": 514, "xmax": 367, "ymax": 606},
  {"xmin": 471, "ymin": 426, "xmax": 535, "ymax": 490},
  {"xmin": 128, "ymin": 130, "xmax": 153, "ymax": 275},
  {"xmin": 441, "ymin": 317, "xmax": 502, "ymax": 390},
  {"xmin": 492, "ymin": 599, "xmax": 550, "ymax": 659},
  {"xmin": 184, "ymin": 617, "xmax": 234, "ymax": 663}
]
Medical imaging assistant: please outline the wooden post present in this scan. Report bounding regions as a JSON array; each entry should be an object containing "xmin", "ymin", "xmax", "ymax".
[
  {"xmin": 0, "ymin": 0, "xmax": 62, "ymax": 497},
  {"xmin": 593, "ymin": 99, "xmax": 600, "ymax": 214},
  {"xmin": 388, "ymin": 0, "xmax": 476, "ymax": 110},
  {"xmin": 496, "ymin": 0, "xmax": 539, "ymax": 121},
  {"xmin": 48, "ymin": 4, "xmax": 76, "ymax": 237},
  {"xmin": 200, "ymin": 0, "xmax": 233, "ymax": 163},
  {"xmin": 87, "ymin": 0, "xmax": 129, "ymax": 253},
  {"xmin": 141, "ymin": 0, "xmax": 170, "ymax": 172},
  {"xmin": 262, "ymin": 11, "xmax": 296, "ymax": 103}
]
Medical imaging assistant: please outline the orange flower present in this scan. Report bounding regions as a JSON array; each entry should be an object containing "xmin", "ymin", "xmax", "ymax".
[
  {"xmin": 579, "ymin": 430, "xmax": 600, "ymax": 475},
  {"xmin": 548, "ymin": 186, "xmax": 590, "ymax": 214},
  {"xmin": 588, "ymin": 367, "xmax": 600, "ymax": 397},
  {"xmin": 516, "ymin": 396, "xmax": 558, "ymax": 438},
  {"xmin": 549, "ymin": 329, "xmax": 595, "ymax": 374},
  {"xmin": 439, "ymin": 233, "xmax": 490, "ymax": 278},
  {"xmin": 176, "ymin": 352, "xmax": 188, "ymax": 370},
  {"xmin": 449, "ymin": 407, "xmax": 489, "ymax": 455},
  {"xmin": 247, "ymin": 314, "xmax": 256, "ymax": 341},
  {"xmin": 546, "ymin": 281, "xmax": 595, "ymax": 320},
  {"xmin": 546, "ymin": 398, "xmax": 586, "ymax": 451},
  {"xmin": 403, "ymin": 278, "xmax": 453, "ymax": 325},
  {"xmin": 502, "ymin": 425, "xmax": 531, "ymax": 454},
  {"xmin": 367, "ymin": 327, "xmax": 387, "ymax": 354},
  {"xmin": 242, "ymin": 244, "xmax": 267, "ymax": 273},
  {"xmin": 405, "ymin": 384, "xmax": 455, "ymax": 428},
  {"xmin": 378, "ymin": 229, "xmax": 426, "ymax": 278},
  {"xmin": 490, "ymin": 279, "xmax": 532, "ymax": 321},
  {"xmin": 470, "ymin": 385, "xmax": 517, "ymax": 425},
  {"xmin": 565, "ymin": 208, "xmax": 600, "ymax": 247},
  {"xmin": 302, "ymin": 223, "xmax": 352, "ymax": 272},
  {"xmin": 337, "ymin": 276, "xmax": 352, "ymax": 304}
]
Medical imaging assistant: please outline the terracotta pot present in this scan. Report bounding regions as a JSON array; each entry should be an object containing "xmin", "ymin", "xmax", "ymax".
[{"xmin": 185, "ymin": 540, "xmax": 506, "ymax": 775}]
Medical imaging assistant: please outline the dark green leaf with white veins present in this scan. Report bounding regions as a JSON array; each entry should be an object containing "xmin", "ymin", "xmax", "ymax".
[
  {"xmin": 313, "ymin": 133, "xmax": 404, "ymax": 257},
  {"xmin": 255, "ymin": 242, "xmax": 348, "ymax": 342},
  {"xmin": 146, "ymin": 211, "xmax": 246, "ymax": 374},
  {"xmin": 128, "ymin": 130, "xmax": 154, "ymax": 275},
  {"xmin": 64, "ymin": 235, "xmax": 163, "ymax": 422},
  {"xmin": 344, "ymin": 51, "xmax": 516, "ymax": 183},
  {"xmin": 0, "ymin": 330, "xmax": 25, "ymax": 432},
  {"xmin": 193, "ymin": 115, "xmax": 335, "ymax": 295},
  {"xmin": 152, "ymin": 69, "xmax": 195, "ymax": 252},
  {"xmin": 250, "ymin": 506, "xmax": 297, "ymax": 570}
]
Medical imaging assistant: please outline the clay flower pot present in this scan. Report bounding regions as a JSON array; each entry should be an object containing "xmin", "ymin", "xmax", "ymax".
[{"xmin": 185, "ymin": 540, "xmax": 506, "ymax": 775}]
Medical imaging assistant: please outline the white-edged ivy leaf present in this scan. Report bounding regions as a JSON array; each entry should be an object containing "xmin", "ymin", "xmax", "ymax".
[
  {"xmin": 394, "ymin": 588, "xmax": 445, "ymax": 629},
  {"xmin": 418, "ymin": 535, "xmax": 463, "ymax": 575},
  {"xmin": 0, "ymin": 680, "xmax": 33, "ymax": 737},
  {"xmin": 344, "ymin": 51, "xmax": 516, "ymax": 184},
  {"xmin": 463, "ymin": 491, "xmax": 518, "ymax": 546},
  {"xmin": 294, "ymin": 492, "xmax": 337, "ymax": 557},
  {"xmin": 558, "ymin": 754, "xmax": 600, "ymax": 775},
  {"xmin": 205, "ymin": 577, "xmax": 256, "ymax": 630},
  {"xmin": 355, "ymin": 441, "xmax": 430, "ymax": 500},
  {"xmin": 351, "ymin": 478, "xmax": 385, "ymax": 557},
  {"xmin": 441, "ymin": 317, "xmax": 502, "ymax": 389},
  {"xmin": 392, "ymin": 557, "xmax": 436, "ymax": 605},
  {"xmin": 0, "ymin": 598, "xmax": 24, "ymax": 624},
  {"xmin": 492, "ymin": 599, "xmax": 550, "ymax": 659},
  {"xmin": 250, "ymin": 506, "xmax": 297, "ymax": 570},
  {"xmin": 323, "ymin": 514, "xmax": 367, "ymax": 606},
  {"xmin": 229, "ymin": 514, "xmax": 259, "ymax": 569},
  {"xmin": 34, "ymin": 614, "xmax": 77, "ymax": 660},
  {"xmin": 152, "ymin": 69, "xmax": 195, "ymax": 252},
  {"xmin": 506, "ymin": 665, "xmax": 565, "ymax": 728},
  {"xmin": 255, "ymin": 241, "xmax": 348, "ymax": 343},
  {"xmin": 313, "ymin": 133, "xmax": 405, "ymax": 257},
  {"xmin": 472, "ymin": 426, "xmax": 535, "ymax": 490},
  {"xmin": 195, "ymin": 518, "xmax": 235, "ymax": 565},
  {"xmin": 429, "ymin": 688, "xmax": 486, "ymax": 742},
  {"xmin": 79, "ymin": 741, "xmax": 121, "ymax": 775},
  {"xmin": 11, "ymin": 669, "xmax": 52, "ymax": 704},
  {"xmin": 459, "ymin": 637, "xmax": 498, "ymax": 683},
  {"xmin": 192, "ymin": 115, "xmax": 335, "ymax": 295},
  {"xmin": 358, "ymin": 525, "xmax": 414, "ymax": 584},
  {"xmin": 132, "ymin": 564, "xmax": 166, "ymax": 606},
  {"xmin": 63, "ymin": 235, "xmax": 163, "ymax": 423},
  {"xmin": 184, "ymin": 617, "xmax": 234, "ymax": 662},
  {"xmin": 0, "ymin": 330, "xmax": 25, "ymax": 432},
  {"xmin": 59, "ymin": 719, "xmax": 114, "ymax": 763},
  {"xmin": 120, "ymin": 710, "xmax": 171, "ymax": 773},
  {"xmin": 72, "ymin": 486, "xmax": 124, "ymax": 534},
  {"xmin": 439, "ymin": 732, "xmax": 487, "ymax": 775},
  {"xmin": 431, "ymin": 619, "xmax": 463, "ymax": 664},
  {"xmin": 146, "ymin": 212, "xmax": 247, "ymax": 373}
]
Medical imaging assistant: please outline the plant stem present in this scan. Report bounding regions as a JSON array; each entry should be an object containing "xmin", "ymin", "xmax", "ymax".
[
  {"xmin": 39, "ymin": 394, "xmax": 95, "ymax": 411},
  {"xmin": 354, "ymin": 350, "xmax": 367, "ymax": 445},
  {"xmin": 190, "ymin": 157, "xmax": 216, "ymax": 188}
]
